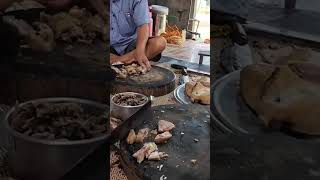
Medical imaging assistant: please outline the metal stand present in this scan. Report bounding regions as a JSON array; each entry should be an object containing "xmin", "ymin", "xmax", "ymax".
[
  {"xmin": 198, "ymin": 50, "xmax": 210, "ymax": 64},
  {"xmin": 187, "ymin": 19, "xmax": 201, "ymax": 39}
]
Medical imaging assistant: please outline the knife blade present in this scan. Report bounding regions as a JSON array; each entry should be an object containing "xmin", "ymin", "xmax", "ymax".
[
  {"xmin": 187, "ymin": 68, "xmax": 210, "ymax": 75},
  {"xmin": 171, "ymin": 64, "xmax": 189, "ymax": 84},
  {"xmin": 171, "ymin": 64, "xmax": 210, "ymax": 76}
]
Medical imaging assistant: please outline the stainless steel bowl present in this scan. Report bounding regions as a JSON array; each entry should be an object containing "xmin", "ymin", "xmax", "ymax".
[
  {"xmin": 4, "ymin": 98, "xmax": 108, "ymax": 180},
  {"xmin": 111, "ymin": 92, "xmax": 148, "ymax": 121}
]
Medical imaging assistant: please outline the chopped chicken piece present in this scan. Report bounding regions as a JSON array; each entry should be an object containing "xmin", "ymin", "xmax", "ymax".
[
  {"xmin": 158, "ymin": 120, "xmax": 175, "ymax": 133},
  {"xmin": 154, "ymin": 131, "xmax": 172, "ymax": 144},
  {"xmin": 133, "ymin": 142, "xmax": 157, "ymax": 163},
  {"xmin": 199, "ymin": 76, "xmax": 210, "ymax": 87},
  {"xmin": 148, "ymin": 151, "xmax": 168, "ymax": 161},
  {"xmin": 111, "ymin": 66, "xmax": 127, "ymax": 79},
  {"xmin": 136, "ymin": 65, "xmax": 147, "ymax": 74},
  {"xmin": 191, "ymin": 82, "xmax": 210, "ymax": 104},
  {"xmin": 159, "ymin": 152, "xmax": 169, "ymax": 159},
  {"xmin": 150, "ymin": 129, "xmax": 158, "ymax": 135},
  {"xmin": 148, "ymin": 151, "xmax": 161, "ymax": 161},
  {"xmin": 136, "ymin": 128, "xmax": 149, "ymax": 143},
  {"xmin": 132, "ymin": 146, "xmax": 147, "ymax": 164},
  {"xmin": 185, "ymin": 82, "xmax": 195, "ymax": 98},
  {"xmin": 113, "ymin": 63, "xmax": 149, "ymax": 78},
  {"xmin": 125, "ymin": 65, "xmax": 137, "ymax": 75},
  {"xmin": 185, "ymin": 76, "xmax": 210, "ymax": 105},
  {"xmin": 126, "ymin": 129, "xmax": 136, "ymax": 144},
  {"xmin": 185, "ymin": 81, "xmax": 210, "ymax": 105},
  {"xmin": 145, "ymin": 142, "xmax": 158, "ymax": 158}
]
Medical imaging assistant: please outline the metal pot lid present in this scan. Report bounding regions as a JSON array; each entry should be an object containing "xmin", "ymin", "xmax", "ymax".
[
  {"xmin": 211, "ymin": 71, "xmax": 264, "ymax": 134},
  {"xmin": 220, "ymin": 44, "xmax": 253, "ymax": 73},
  {"xmin": 174, "ymin": 84, "xmax": 193, "ymax": 105}
]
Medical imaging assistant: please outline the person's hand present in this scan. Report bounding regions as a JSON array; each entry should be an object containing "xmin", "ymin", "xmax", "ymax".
[{"xmin": 135, "ymin": 51, "xmax": 151, "ymax": 71}]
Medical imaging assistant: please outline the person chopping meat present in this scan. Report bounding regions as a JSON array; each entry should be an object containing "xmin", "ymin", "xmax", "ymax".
[{"xmin": 110, "ymin": 0, "xmax": 167, "ymax": 70}]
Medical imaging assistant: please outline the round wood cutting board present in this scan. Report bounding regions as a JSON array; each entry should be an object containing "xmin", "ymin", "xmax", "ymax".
[{"xmin": 112, "ymin": 66, "xmax": 176, "ymax": 97}]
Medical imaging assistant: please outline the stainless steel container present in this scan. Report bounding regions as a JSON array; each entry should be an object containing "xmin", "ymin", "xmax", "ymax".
[
  {"xmin": 4, "ymin": 98, "xmax": 108, "ymax": 180},
  {"xmin": 151, "ymin": 5, "xmax": 169, "ymax": 36},
  {"xmin": 111, "ymin": 92, "xmax": 148, "ymax": 121}
]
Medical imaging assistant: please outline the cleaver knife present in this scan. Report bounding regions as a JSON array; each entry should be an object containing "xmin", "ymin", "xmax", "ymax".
[{"xmin": 171, "ymin": 64, "xmax": 210, "ymax": 76}]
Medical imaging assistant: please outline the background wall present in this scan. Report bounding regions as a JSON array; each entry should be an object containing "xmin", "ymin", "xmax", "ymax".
[{"xmin": 148, "ymin": 0, "xmax": 192, "ymax": 29}]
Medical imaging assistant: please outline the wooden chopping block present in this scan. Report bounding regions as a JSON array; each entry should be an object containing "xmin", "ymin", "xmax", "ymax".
[{"xmin": 112, "ymin": 66, "xmax": 176, "ymax": 97}]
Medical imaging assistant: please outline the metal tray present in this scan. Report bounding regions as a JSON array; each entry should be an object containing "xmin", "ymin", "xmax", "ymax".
[
  {"xmin": 173, "ymin": 84, "xmax": 192, "ymax": 104},
  {"xmin": 174, "ymin": 84, "xmax": 210, "ymax": 107},
  {"xmin": 212, "ymin": 70, "xmax": 320, "ymax": 140},
  {"xmin": 0, "ymin": 97, "xmax": 151, "ymax": 180},
  {"xmin": 211, "ymin": 71, "xmax": 264, "ymax": 134},
  {"xmin": 4, "ymin": 98, "xmax": 109, "ymax": 180}
]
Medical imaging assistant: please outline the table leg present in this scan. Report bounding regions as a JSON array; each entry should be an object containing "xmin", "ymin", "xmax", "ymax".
[{"xmin": 199, "ymin": 55, "xmax": 204, "ymax": 64}]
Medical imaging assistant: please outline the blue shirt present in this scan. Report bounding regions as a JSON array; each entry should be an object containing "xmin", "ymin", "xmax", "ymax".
[{"xmin": 111, "ymin": 0, "xmax": 150, "ymax": 55}]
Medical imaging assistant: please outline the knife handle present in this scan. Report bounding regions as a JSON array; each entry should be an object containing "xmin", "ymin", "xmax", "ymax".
[
  {"xmin": 171, "ymin": 64, "xmax": 187, "ymax": 70},
  {"xmin": 181, "ymin": 68, "xmax": 188, "ymax": 76}
]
